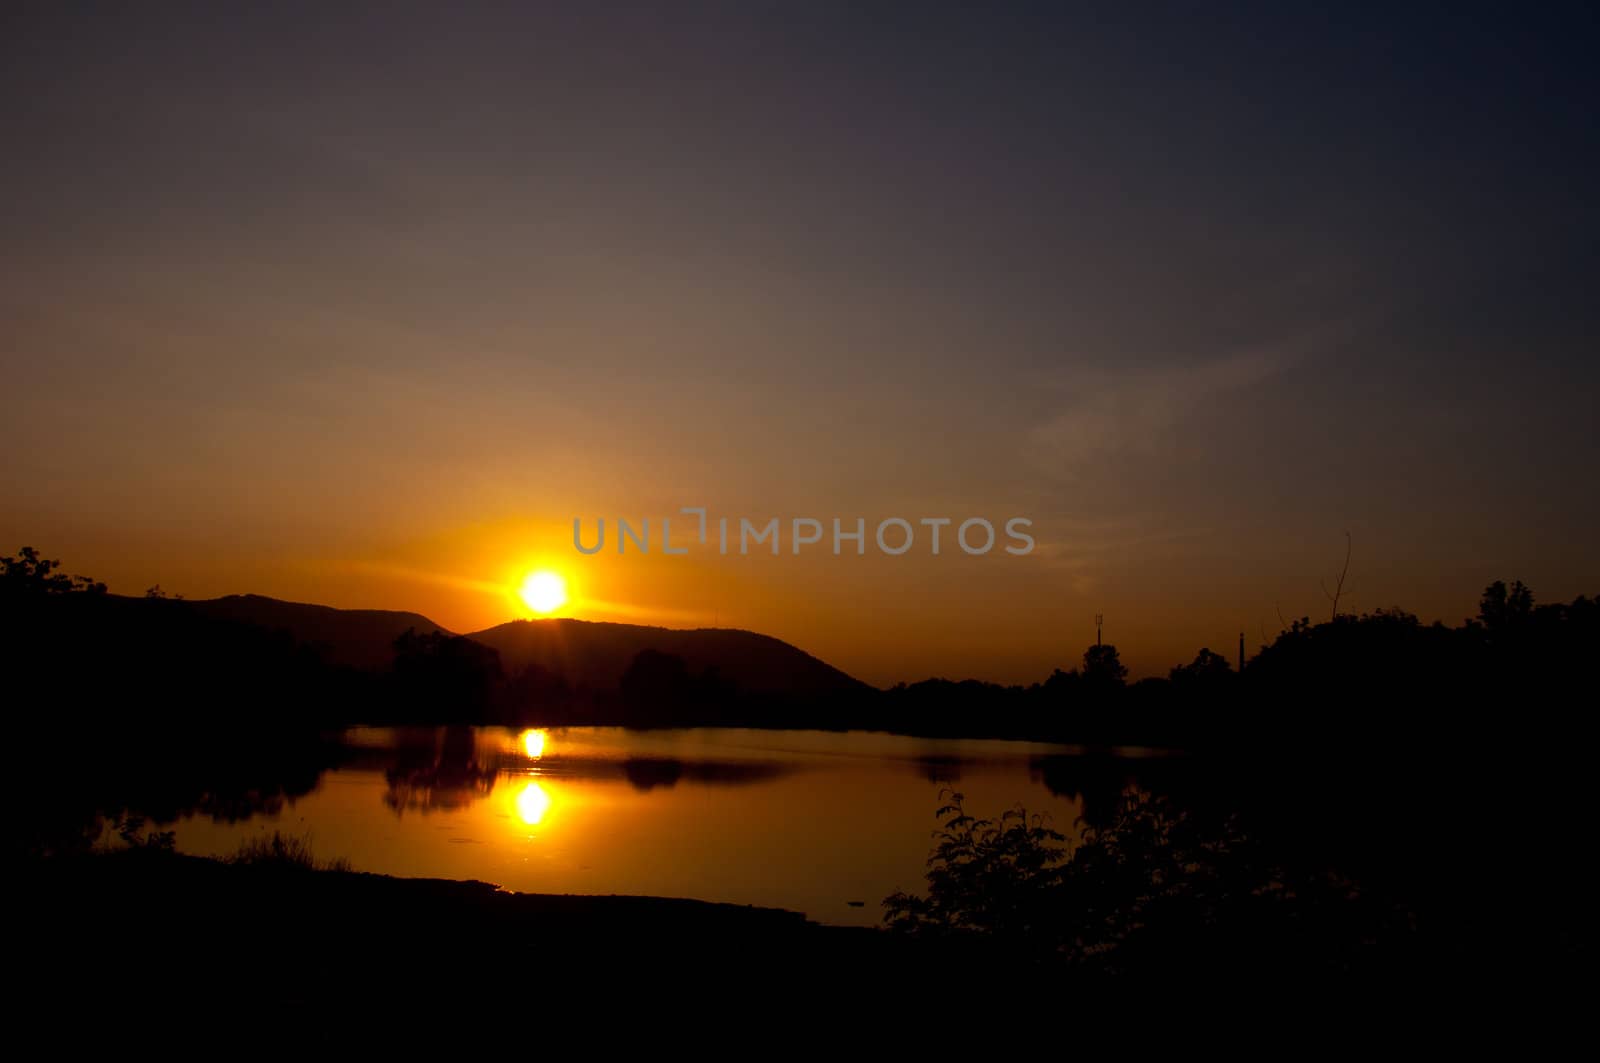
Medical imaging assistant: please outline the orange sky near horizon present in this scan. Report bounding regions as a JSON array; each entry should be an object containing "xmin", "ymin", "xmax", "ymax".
[
  {"xmin": 4, "ymin": 7, "xmax": 1597, "ymax": 687},
  {"xmin": 4, "ymin": 505, "xmax": 1572, "ymax": 687}
]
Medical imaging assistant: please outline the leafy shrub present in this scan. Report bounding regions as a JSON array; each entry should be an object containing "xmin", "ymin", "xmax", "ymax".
[
  {"xmin": 884, "ymin": 791, "xmax": 1068, "ymax": 947},
  {"xmin": 885, "ymin": 787, "xmax": 1402, "ymax": 975}
]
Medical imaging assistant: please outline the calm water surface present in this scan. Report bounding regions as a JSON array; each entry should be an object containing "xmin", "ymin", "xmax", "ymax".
[{"xmin": 171, "ymin": 726, "xmax": 1165, "ymax": 926}]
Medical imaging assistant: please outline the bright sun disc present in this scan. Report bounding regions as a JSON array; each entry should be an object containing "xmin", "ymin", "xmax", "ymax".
[{"xmin": 519, "ymin": 571, "xmax": 567, "ymax": 614}]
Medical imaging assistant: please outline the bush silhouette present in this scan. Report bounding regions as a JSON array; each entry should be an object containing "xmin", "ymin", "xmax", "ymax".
[
  {"xmin": 884, "ymin": 790, "xmax": 1067, "ymax": 946},
  {"xmin": 885, "ymin": 788, "xmax": 1410, "ymax": 976}
]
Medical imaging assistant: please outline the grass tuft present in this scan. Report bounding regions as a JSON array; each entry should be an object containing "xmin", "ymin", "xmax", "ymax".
[{"xmin": 228, "ymin": 831, "xmax": 350, "ymax": 872}]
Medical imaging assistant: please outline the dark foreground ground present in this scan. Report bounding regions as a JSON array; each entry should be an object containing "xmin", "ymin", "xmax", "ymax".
[
  {"xmin": 18, "ymin": 851, "xmax": 1581, "ymax": 1027},
  {"xmin": 17, "ymin": 851, "xmax": 952, "ymax": 1010}
]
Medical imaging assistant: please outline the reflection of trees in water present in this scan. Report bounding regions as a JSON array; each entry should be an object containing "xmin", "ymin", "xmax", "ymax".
[
  {"xmin": 620, "ymin": 757, "xmax": 683, "ymax": 791},
  {"xmin": 1028, "ymin": 755, "xmax": 1143, "ymax": 829},
  {"xmin": 913, "ymin": 755, "xmax": 963, "ymax": 786},
  {"xmin": 370, "ymin": 731, "xmax": 795, "ymax": 807},
  {"xmin": 382, "ymin": 726, "xmax": 497, "ymax": 815},
  {"xmin": 19, "ymin": 724, "xmax": 341, "ymax": 858},
  {"xmin": 617, "ymin": 757, "xmax": 790, "ymax": 793}
]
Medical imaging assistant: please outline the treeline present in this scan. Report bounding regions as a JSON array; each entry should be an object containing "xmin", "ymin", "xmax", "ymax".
[
  {"xmin": 2, "ymin": 549, "xmax": 368, "ymax": 727},
  {"xmin": 387, "ymin": 578, "xmax": 1600, "ymax": 745},
  {"xmin": 876, "ymin": 581, "xmax": 1599, "ymax": 748},
  {"xmin": 2, "ymin": 551, "xmax": 350, "ymax": 856},
  {"xmin": 4, "ymin": 547, "xmax": 1595, "ymax": 749}
]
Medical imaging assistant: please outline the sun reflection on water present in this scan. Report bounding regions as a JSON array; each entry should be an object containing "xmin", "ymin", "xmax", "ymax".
[{"xmin": 515, "ymin": 780, "xmax": 552, "ymax": 826}]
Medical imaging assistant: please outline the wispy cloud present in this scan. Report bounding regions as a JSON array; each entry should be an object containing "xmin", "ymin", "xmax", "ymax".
[
  {"xmin": 1026, "ymin": 327, "xmax": 1346, "ymax": 484},
  {"xmin": 1027, "ymin": 519, "xmax": 1219, "ymax": 594}
]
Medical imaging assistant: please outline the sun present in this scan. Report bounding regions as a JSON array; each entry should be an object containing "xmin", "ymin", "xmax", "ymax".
[{"xmin": 518, "ymin": 570, "xmax": 568, "ymax": 614}]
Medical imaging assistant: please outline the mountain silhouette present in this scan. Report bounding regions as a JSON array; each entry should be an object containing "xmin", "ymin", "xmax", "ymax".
[
  {"xmin": 181, "ymin": 594, "xmax": 869, "ymax": 698},
  {"xmin": 189, "ymin": 594, "xmax": 449, "ymax": 670},
  {"xmin": 467, "ymin": 618, "xmax": 871, "ymax": 698}
]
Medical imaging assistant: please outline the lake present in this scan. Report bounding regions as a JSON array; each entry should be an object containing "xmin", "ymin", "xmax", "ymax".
[{"xmin": 167, "ymin": 726, "xmax": 1175, "ymax": 926}]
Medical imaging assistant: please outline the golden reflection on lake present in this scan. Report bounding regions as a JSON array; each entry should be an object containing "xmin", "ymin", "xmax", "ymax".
[
  {"xmin": 514, "ymin": 780, "xmax": 552, "ymax": 826},
  {"xmin": 170, "ymin": 727, "xmax": 1123, "ymax": 926}
]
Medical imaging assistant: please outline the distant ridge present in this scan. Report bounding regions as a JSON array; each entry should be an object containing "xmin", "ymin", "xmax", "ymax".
[
  {"xmin": 468, "ymin": 617, "xmax": 872, "ymax": 698},
  {"xmin": 182, "ymin": 595, "xmax": 870, "ymax": 698},
  {"xmin": 189, "ymin": 594, "xmax": 449, "ymax": 670}
]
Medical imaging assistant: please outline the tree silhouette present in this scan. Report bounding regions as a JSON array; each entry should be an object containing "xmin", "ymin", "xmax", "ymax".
[
  {"xmin": 1478, "ymin": 579, "xmax": 1534, "ymax": 634},
  {"xmin": 1081, "ymin": 643, "xmax": 1128, "ymax": 687},
  {"xmin": 391, "ymin": 628, "xmax": 503, "ymax": 719},
  {"xmin": 1, "ymin": 546, "xmax": 106, "ymax": 597},
  {"xmin": 618, "ymin": 650, "xmax": 738, "ymax": 723},
  {"xmin": 1169, "ymin": 647, "xmax": 1233, "ymax": 691}
]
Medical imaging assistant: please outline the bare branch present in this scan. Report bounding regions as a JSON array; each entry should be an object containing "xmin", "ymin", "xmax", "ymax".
[{"xmin": 1322, "ymin": 531, "xmax": 1352, "ymax": 621}]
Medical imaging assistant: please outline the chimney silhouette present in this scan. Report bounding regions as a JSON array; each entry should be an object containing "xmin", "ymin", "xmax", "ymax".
[{"xmin": 1238, "ymin": 631, "xmax": 1245, "ymax": 673}]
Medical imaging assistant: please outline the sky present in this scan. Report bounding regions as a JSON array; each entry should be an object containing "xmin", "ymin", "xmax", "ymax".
[{"xmin": 3, "ymin": 3, "xmax": 1597, "ymax": 685}]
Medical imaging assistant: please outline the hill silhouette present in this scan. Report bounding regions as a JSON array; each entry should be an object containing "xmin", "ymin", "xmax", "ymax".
[
  {"xmin": 467, "ymin": 617, "xmax": 872, "ymax": 699},
  {"xmin": 189, "ymin": 594, "xmax": 449, "ymax": 670},
  {"xmin": 170, "ymin": 590, "xmax": 872, "ymax": 705}
]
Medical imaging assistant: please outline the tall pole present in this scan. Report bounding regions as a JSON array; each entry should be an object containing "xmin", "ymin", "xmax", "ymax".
[
  {"xmin": 1095, "ymin": 613, "xmax": 1103, "ymax": 648},
  {"xmin": 1238, "ymin": 630, "xmax": 1244, "ymax": 673}
]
